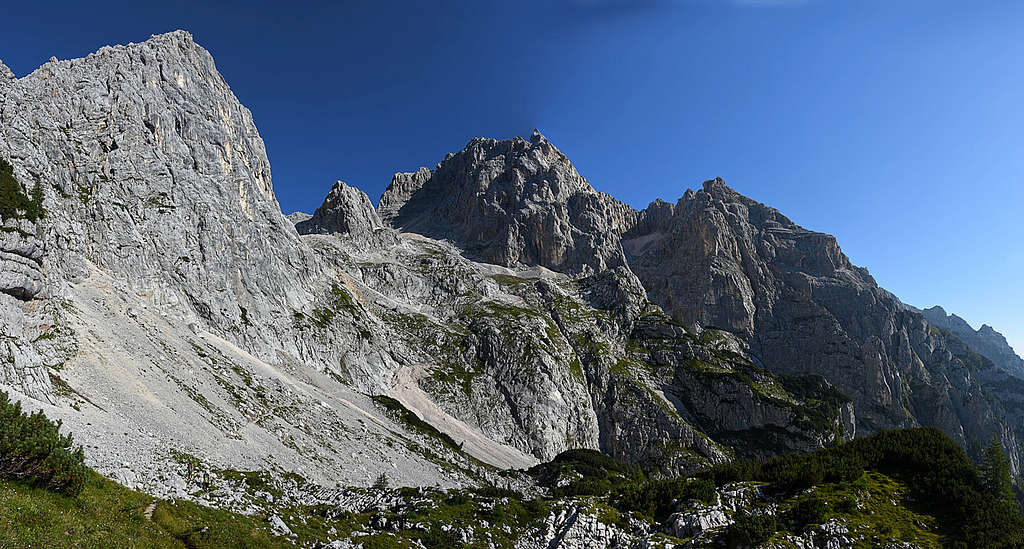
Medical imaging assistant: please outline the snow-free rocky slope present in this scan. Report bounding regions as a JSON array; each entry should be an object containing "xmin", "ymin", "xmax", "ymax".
[{"xmin": 0, "ymin": 30, "xmax": 1021, "ymax": 517}]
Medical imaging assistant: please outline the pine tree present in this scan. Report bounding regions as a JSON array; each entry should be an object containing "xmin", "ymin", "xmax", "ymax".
[
  {"xmin": 0, "ymin": 390, "xmax": 87, "ymax": 495},
  {"xmin": 0, "ymin": 158, "xmax": 22, "ymax": 219},
  {"xmin": 28, "ymin": 178, "xmax": 45, "ymax": 220},
  {"xmin": 979, "ymin": 437, "xmax": 1016, "ymax": 510},
  {"xmin": 373, "ymin": 472, "xmax": 389, "ymax": 490}
]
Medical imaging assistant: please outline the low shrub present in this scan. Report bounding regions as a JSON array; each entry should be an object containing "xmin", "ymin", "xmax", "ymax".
[
  {"xmin": 613, "ymin": 477, "xmax": 717, "ymax": 522},
  {"xmin": 785, "ymin": 496, "xmax": 827, "ymax": 530},
  {"xmin": 529, "ymin": 448, "xmax": 646, "ymax": 498},
  {"xmin": 727, "ymin": 510, "xmax": 777, "ymax": 547},
  {"xmin": 701, "ymin": 427, "xmax": 1024, "ymax": 548},
  {"xmin": 0, "ymin": 390, "xmax": 87, "ymax": 495}
]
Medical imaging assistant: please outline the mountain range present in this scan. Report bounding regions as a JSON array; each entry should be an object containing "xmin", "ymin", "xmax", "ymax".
[{"xmin": 1, "ymin": 31, "xmax": 1022, "ymax": 548}]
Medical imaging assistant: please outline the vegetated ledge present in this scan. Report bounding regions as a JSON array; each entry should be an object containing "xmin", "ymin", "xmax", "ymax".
[{"xmin": 0, "ymin": 158, "xmax": 45, "ymax": 222}]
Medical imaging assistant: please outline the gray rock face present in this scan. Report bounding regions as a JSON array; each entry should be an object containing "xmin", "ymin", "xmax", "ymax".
[
  {"xmin": 0, "ymin": 171, "xmax": 55, "ymax": 401},
  {"xmin": 378, "ymin": 131, "xmax": 636, "ymax": 275},
  {"xmin": 623, "ymin": 178, "xmax": 855, "ymax": 337},
  {"xmin": 296, "ymin": 181, "xmax": 385, "ymax": 244},
  {"xmin": 622, "ymin": 178, "xmax": 1022, "ymax": 476},
  {"xmin": 0, "ymin": 220, "xmax": 45, "ymax": 300},
  {"xmin": 377, "ymin": 166, "xmax": 430, "ymax": 222},
  {"xmin": 304, "ymin": 185, "xmax": 848, "ymax": 469},
  {"xmin": 285, "ymin": 211, "xmax": 312, "ymax": 225},
  {"xmin": 921, "ymin": 305, "xmax": 1024, "ymax": 379},
  {"xmin": 0, "ymin": 31, "xmax": 488, "ymax": 492},
  {"xmin": 0, "ymin": 30, "xmax": 322, "ymax": 357}
]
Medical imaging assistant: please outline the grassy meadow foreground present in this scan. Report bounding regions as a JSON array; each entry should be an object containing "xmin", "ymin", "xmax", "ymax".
[{"xmin": 2, "ymin": 390, "xmax": 1022, "ymax": 548}]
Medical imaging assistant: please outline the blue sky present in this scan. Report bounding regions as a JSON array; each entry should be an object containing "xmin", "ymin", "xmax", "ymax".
[{"xmin": 2, "ymin": 1, "xmax": 1022, "ymax": 354}]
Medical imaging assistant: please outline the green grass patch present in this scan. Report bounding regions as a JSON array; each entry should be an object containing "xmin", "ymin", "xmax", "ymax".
[{"xmin": 0, "ymin": 469, "xmax": 294, "ymax": 548}]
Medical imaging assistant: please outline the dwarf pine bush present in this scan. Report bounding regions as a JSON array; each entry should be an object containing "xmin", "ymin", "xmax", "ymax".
[
  {"xmin": 0, "ymin": 158, "xmax": 45, "ymax": 221},
  {"xmin": 0, "ymin": 390, "xmax": 86, "ymax": 495}
]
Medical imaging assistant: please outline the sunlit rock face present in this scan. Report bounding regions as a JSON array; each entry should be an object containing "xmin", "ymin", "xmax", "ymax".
[
  {"xmin": 0, "ymin": 157, "xmax": 52, "ymax": 402},
  {"xmin": 0, "ymin": 31, "xmax": 344, "ymax": 393},
  {"xmin": 296, "ymin": 180, "xmax": 387, "ymax": 245},
  {"xmin": 0, "ymin": 221, "xmax": 44, "ymax": 300}
]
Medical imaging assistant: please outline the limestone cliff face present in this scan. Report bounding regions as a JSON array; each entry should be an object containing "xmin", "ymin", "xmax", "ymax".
[
  {"xmin": 622, "ymin": 178, "xmax": 1021, "ymax": 475},
  {"xmin": 0, "ymin": 31, "xmax": 325, "ymax": 366},
  {"xmin": 378, "ymin": 130, "xmax": 636, "ymax": 275}
]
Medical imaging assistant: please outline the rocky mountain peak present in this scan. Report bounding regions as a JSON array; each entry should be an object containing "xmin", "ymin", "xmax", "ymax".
[
  {"xmin": 922, "ymin": 306, "xmax": 1024, "ymax": 379},
  {"xmin": 377, "ymin": 134, "xmax": 631, "ymax": 275},
  {"xmin": 700, "ymin": 176, "xmax": 730, "ymax": 193},
  {"xmin": 296, "ymin": 180, "xmax": 384, "ymax": 241},
  {"xmin": 377, "ymin": 166, "xmax": 431, "ymax": 222},
  {"xmin": 3, "ymin": 32, "xmax": 1024, "ymax": 539},
  {"xmin": 620, "ymin": 177, "xmax": 1024, "ymax": 478},
  {"xmin": 0, "ymin": 28, "xmax": 325, "ymax": 377},
  {"xmin": 119, "ymin": 30, "xmax": 198, "ymax": 57}
]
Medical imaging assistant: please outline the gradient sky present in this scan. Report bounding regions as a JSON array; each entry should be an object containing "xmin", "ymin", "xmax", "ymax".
[{"xmin": 2, "ymin": 1, "xmax": 1022, "ymax": 354}]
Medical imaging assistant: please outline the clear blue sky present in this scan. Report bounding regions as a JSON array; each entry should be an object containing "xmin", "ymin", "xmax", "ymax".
[{"xmin": 2, "ymin": 1, "xmax": 1022, "ymax": 354}]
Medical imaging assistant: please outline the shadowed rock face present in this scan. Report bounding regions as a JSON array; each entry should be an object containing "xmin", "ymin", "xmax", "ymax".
[
  {"xmin": 623, "ymin": 178, "xmax": 1022, "ymax": 475},
  {"xmin": 378, "ymin": 131, "xmax": 637, "ymax": 275},
  {"xmin": 623, "ymin": 178, "xmax": 859, "ymax": 337},
  {"xmin": 921, "ymin": 305, "xmax": 1024, "ymax": 379}
]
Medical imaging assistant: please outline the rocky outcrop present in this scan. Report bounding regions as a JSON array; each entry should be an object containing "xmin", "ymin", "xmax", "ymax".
[
  {"xmin": 0, "ymin": 59, "xmax": 14, "ymax": 83},
  {"xmin": 378, "ymin": 130, "xmax": 636, "ymax": 275},
  {"xmin": 296, "ymin": 181, "xmax": 386, "ymax": 244},
  {"xmin": 285, "ymin": 211, "xmax": 312, "ymax": 225},
  {"xmin": 921, "ymin": 305, "xmax": 1024, "ymax": 379},
  {"xmin": 377, "ymin": 166, "xmax": 430, "ymax": 223},
  {"xmin": 0, "ymin": 220, "xmax": 44, "ymax": 300}
]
